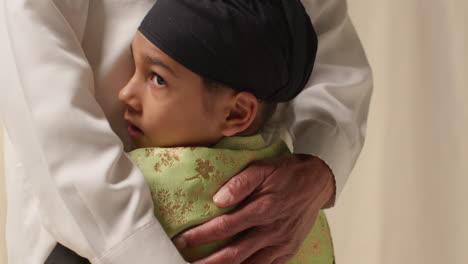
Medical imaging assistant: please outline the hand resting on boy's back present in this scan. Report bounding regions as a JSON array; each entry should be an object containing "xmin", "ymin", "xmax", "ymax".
[{"xmin": 174, "ymin": 153, "xmax": 335, "ymax": 264}]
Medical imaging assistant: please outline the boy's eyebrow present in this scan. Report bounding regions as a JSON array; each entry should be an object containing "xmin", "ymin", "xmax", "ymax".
[{"xmin": 130, "ymin": 43, "xmax": 176, "ymax": 76}]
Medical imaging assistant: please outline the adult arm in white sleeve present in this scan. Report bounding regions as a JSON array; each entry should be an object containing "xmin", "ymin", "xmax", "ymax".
[
  {"xmin": 283, "ymin": 0, "xmax": 373, "ymax": 206},
  {"xmin": 2, "ymin": 1, "xmax": 186, "ymax": 263}
]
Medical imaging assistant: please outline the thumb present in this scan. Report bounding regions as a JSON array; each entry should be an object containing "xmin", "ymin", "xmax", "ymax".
[{"xmin": 213, "ymin": 162, "xmax": 272, "ymax": 208}]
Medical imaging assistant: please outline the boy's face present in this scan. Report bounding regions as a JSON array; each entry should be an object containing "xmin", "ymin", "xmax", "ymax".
[{"xmin": 119, "ymin": 31, "xmax": 232, "ymax": 149}]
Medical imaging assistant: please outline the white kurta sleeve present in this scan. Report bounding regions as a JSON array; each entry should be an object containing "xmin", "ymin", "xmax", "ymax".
[
  {"xmin": 2, "ymin": 0, "xmax": 185, "ymax": 263},
  {"xmin": 284, "ymin": 0, "xmax": 373, "ymax": 206}
]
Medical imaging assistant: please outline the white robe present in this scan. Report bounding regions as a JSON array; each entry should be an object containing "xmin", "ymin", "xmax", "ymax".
[{"xmin": 1, "ymin": 0, "xmax": 373, "ymax": 263}]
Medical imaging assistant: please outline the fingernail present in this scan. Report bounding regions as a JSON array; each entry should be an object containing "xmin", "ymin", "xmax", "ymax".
[
  {"xmin": 174, "ymin": 236, "xmax": 186, "ymax": 249},
  {"xmin": 213, "ymin": 189, "xmax": 233, "ymax": 206}
]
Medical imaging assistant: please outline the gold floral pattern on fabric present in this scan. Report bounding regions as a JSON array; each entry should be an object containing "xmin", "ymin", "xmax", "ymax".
[
  {"xmin": 200, "ymin": 203, "xmax": 215, "ymax": 218},
  {"xmin": 145, "ymin": 148, "xmax": 182, "ymax": 173},
  {"xmin": 154, "ymin": 163, "xmax": 162, "ymax": 172},
  {"xmin": 184, "ymin": 159, "xmax": 226, "ymax": 185},
  {"xmin": 185, "ymin": 159, "xmax": 215, "ymax": 181},
  {"xmin": 187, "ymin": 185, "xmax": 205, "ymax": 202},
  {"xmin": 159, "ymin": 149, "xmax": 181, "ymax": 165},
  {"xmin": 152, "ymin": 187, "xmax": 195, "ymax": 233},
  {"xmin": 210, "ymin": 170, "xmax": 226, "ymax": 185},
  {"xmin": 128, "ymin": 135, "xmax": 334, "ymax": 263},
  {"xmin": 215, "ymin": 150, "xmax": 229, "ymax": 165}
]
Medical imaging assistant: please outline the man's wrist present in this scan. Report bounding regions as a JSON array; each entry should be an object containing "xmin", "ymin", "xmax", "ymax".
[
  {"xmin": 316, "ymin": 155, "xmax": 337, "ymax": 209},
  {"xmin": 321, "ymin": 182, "xmax": 336, "ymax": 209},
  {"xmin": 294, "ymin": 154, "xmax": 336, "ymax": 209}
]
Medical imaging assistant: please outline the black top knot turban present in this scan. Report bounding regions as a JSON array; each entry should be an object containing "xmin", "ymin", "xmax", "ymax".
[{"xmin": 138, "ymin": 0, "xmax": 318, "ymax": 103}]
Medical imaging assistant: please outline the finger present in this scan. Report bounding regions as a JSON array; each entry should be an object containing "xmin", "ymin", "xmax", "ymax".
[
  {"xmin": 242, "ymin": 247, "xmax": 279, "ymax": 264},
  {"xmin": 174, "ymin": 195, "xmax": 276, "ymax": 249},
  {"xmin": 192, "ymin": 228, "xmax": 269, "ymax": 264},
  {"xmin": 213, "ymin": 161, "xmax": 274, "ymax": 207}
]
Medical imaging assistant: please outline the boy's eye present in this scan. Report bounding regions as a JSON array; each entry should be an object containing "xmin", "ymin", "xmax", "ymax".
[{"xmin": 151, "ymin": 73, "xmax": 166, "ymax": 86}]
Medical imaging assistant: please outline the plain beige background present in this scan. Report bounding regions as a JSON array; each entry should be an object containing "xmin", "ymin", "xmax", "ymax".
[
  {"xmin": 1, "ymin": 0, "xmax": 467, "ymax": 263},
  {"xmin": 1, "ymin": 124, "xmax": 5, "ymax": 263}
]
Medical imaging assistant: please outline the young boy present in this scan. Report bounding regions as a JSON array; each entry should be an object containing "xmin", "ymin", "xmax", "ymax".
[{"xmin": 119, "ymin": 0, "xmax": 334, "ymax": 263}]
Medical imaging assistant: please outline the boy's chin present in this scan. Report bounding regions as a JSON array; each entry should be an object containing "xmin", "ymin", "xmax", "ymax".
[
  {"xmin": 129, "ymin": 138, "xmax": 145, "ymax": 150},
  {"xmin": 131, "ymin": 138, "xmax": 164, "ymax": 149}
]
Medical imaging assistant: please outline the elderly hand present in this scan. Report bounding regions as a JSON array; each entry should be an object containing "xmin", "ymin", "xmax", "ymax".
[{"xmin": 172, "ymin": 154, "xmax": 336, "ymax": 264}]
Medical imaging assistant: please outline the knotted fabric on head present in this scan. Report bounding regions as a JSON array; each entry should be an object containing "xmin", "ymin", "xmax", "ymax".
[{"xmin": 138, "ymin": 0, "xmax": 318, "ymax": 102}]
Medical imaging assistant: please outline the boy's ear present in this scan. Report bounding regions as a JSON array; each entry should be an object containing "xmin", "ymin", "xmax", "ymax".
[{"xmin": 221, "ymin": 92, "xmax": 258, "ymax": 137}]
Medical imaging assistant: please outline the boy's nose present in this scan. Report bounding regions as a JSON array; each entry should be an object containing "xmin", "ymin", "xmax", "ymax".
[{"xmin": 118, "ymin": 82, "xmax": 142, "ymax": 112}]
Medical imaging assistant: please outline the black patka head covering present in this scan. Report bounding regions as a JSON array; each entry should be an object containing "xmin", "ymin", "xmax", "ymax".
[{"xmin": 138, "ymin": 0, "xmax": 318, "ymax": 103}]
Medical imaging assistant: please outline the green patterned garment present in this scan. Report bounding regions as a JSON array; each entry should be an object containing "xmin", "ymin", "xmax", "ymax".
[{"xmin": 128, "ymin": 135, "xmax": 334, "ymax": 263}]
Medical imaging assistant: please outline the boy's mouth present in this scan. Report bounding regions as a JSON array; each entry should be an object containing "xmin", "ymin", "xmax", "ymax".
[
  {"xmin": 124, "ymin": 111, "xmax": 144, "ymax": 138},
  {"xmin": 128, "ymin": 124, "xmax": 144, "ymax": 138}
]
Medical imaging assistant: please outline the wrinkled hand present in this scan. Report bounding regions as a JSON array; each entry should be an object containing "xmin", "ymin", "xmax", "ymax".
[{"xmin": 172, "ymin": 154, "xmax": 336, "ymax": 264}]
